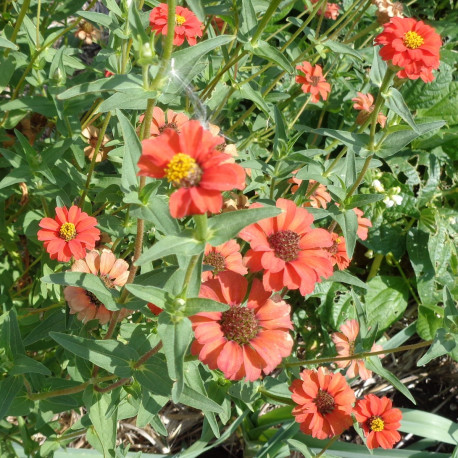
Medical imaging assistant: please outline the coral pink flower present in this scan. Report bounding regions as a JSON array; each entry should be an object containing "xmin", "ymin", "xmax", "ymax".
[
  {"xmin": 352, "ymin": 92, "xmax": 387, "ymax": 128},
  {"xmin": 331, "ymin": 320, "xmax": 384, "ymax": 379},
  {"xmin": 190, "ymin": 271, "xmax": 294, "ymax": 381},
  {"xmin": 354, "ymin": 208, "xmax": 372, "ymax": 241},
  {"xmin": 289, "ymin": 176, "xmax": 332, "ymax": 209},
  {"xmin": 104, "ymin": 70, "xmax": 114, "ymax": 77},
  {"xmin": 202, "ymin": 240, "xmax": 247, "ymax": 281},
  {"xmin": 328, "ymin": 233, "xmax": 350, "ymax": 270},
  {"xmin": 149, "ymin": 3, "xmax": 203, "ymax": 46},
  {"xmin": 147, "ymin": 303, "xmax": 163, "ymax": 316},
  {"xmin": 64, "ymin": 250, "xmax": 130, "ymax": 324},
  {"xmin": 290, "ymin": 367, "xmax": 355, "ymax": 439},
  {"xmin": 310, "ymin": 0, "xmax": 341, "ymax": 20},
  {"xmin": 138, "ymin": 120, "xmax": 246, "ymax": 218},
  {"xmin": 37, "ymin": 206, "xmax": 100, "ymax": 263},
  {"xmin": 296, "ymin": 61, "xmax": 331, "ymax": 103},
  {"xmin": 239, "ymin": 198, "xmax": 334, "ymax": 296},
  {"xmin": 374, "ymin": 17, "xmax": 442, "ymax": 83},
  {"xmin": 140, "ymin": 107, "xmax": 189, "ymax": 138},
  {"xmin": 354, "ymin": 394, "xmax": 402, "ymax": 449}
]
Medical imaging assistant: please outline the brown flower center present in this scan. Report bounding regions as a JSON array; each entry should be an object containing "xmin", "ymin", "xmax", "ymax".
[
  {"xmin": 403, "ymin": 30, "xmax": 424, "ymax": 49},
  {"xmin": 310, "ymin": 75, "xmax": 322, "ymax": 86},
  {"xmin": 314, "ymin": 389, "xmax": 335, "ymax": 415},
  {"xmin": 164, "ymin": 153, "xmax": 202, "ymax": 188},
  {"xmin": 203, "ymin": 251, "xmax": 226, "ymax": 275},
  {"xmin": 369, "ymin": 416, "xmax": 385, "ymax": 432},
  {"xmin": 219, "ymin": 306, "xmax": 259, "ymax": 345},
  {"xmin": 59, "ymin": 222, "xmax": 77, "ymax": 242},
  {"xmin": 268, "ymin": 230, "xmax": 301, "ymax": 262},
  {"xmin": 86, "ymin": 291, "xmax": 103, "ymax": 307},
  {"xmin": 158, "ymin": 122, "xmax": 178, "ymax": 133}
]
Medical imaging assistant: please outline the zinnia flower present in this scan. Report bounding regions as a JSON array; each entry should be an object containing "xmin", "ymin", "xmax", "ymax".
[
  {"xmin": 190, "ymin": 271, "xmax": 294, "ymax": 381},
  {"xmin": 310, "ymin": 0, "xmax": 341, "ymax": 20},
  {"xmin": 222, "ymin": 193, "xmax": 250, "ymax": 213},
  {"xmin": 289, "ymin": 176, "xmax": 332, "ymax": 209},
  {"xmin": 138, "ymin": 120, "xmax": 246, "ymax": 218},
  {"xmin": 140, "ymin": 107, "xmax": 189, "ymax": 138},
  {"xmin": 37, "ymin": 206, "xmax": 100, "ymax": 262},
  {"xmin": 81, "ymin": 125, "xmax": 112, "ymax": 162},
  {"xmin": 331, "ymin": 319, "xmax": 384, "ymax": 379},
  {"xmin": 202, "ymin": 240, "xmax": 247, "ymax": 281},
  {"xmin": 74, "ymin": 20, "xmax": 101, "ymax": 44},
  {"xmin": 208, "ymin": 123, "xmax": 238, "ymax": 157},
  {"xmin": 328, "ymin": 233, "xmax": 350, "ymax": 270},
  {"xmin": 354, "ymin": 208, "xmax": 372, "ymax": 241},
  {"xmin": 147, "ymin": 303, "xmax": 163, "ymax": 316},
  {"xmin": 149, "ymin": 3, "xmax": 203, "ymax": 47},
  {"xmin": 290, "ymin": 367, "xmax": 355, "ymax": 439},
  {"xmin": 372, "ymin": 0, "xmax": 404, "ymax": 25},
  {"xmin": 104, "ymin": 70, "xmax": 114, "ymax": 77},
  {"xmin": 353, "ymin": 394, "xmax": 402, "ymax": 449},
  {"xmin": 374, "ymin": 17, "xmax": 442, "ymax": 83},
  {"xmin": 352, "ymin": 92, "xmax": 387, "ymax": 128},
  {"xmin": 64, "ymin": 250, "xmax": 130, "ymax": 324},
  {"xmin": 296, "ymin": 62, "xmax": 331, "ymax": 103},
  {"xmin": 239, "ymin": 198, "xmax": 334, "ymax": 296}
]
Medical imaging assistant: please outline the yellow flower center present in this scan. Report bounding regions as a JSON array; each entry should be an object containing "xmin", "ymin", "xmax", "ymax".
[
  {"xmin": 175, "ymin": 14, "xmax": 186, "ymax": 26},
  {"xmin": 59, "ymin": 222, "xmax": 77, "ymax": 241},
  {"xmin": 164, "ymin": 153, "xmax": 202, "ymax": 188},
  {"xmin": 403, "ymin": 31, "xmax": 424, "ymax": 49},
  {"xmin": 369, "ymin": 416, "xmax": 385, "ymax": 432}
]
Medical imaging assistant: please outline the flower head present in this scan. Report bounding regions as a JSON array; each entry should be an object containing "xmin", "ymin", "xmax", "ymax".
[
  {"xmin": 147, "ymin": 303, "xmax": 163, "ymax": 316},
  {"xmin": 352, "ymin": 92, "xmax": 387, "ymax": 128},
  {"xmin": 64, "ymin": 250, "xmax": 130, "ymax": 324},
  {"xmin": 373, "ymin": 0, "xmax": 404, "ymax": 25},
  {"xmin": 354, "ymin": 394, "xmax": 402, "ymax": 449},
  {"xmin": 239, "ymin": 198, "xmax": 334, "ymax": 296},
  {"xmin": 202, "ymin": 240, "xmax": 247, "ymax": 281},
  {"xmin": 290, "ymin": 367, "xmax": 355, "ymax": 439},
  {"xmin": 190, "ymin": 271, "xmax": 293, "ymax": 381},
  {"xmin": 141, "ymin": 107, "xmax": 189, "ymax": 138},
  {"xmin": 74, "ymin": 20, "xmax": 101, "ymax": 44},
  {"xmin": 354, "ymin": 208, "xmax": 372, "ymax": 241},
  {"xmin": 374, "ymin": 17, "xmax": 442, "ymax": 83},
  {"xmin": 38, "ymin": 206, "xmax": 100, "ymax": 262},
  {"xmin": 289, "ymin": 176, "xmax": 332, "ymax": 209},
  {"xmin": 149, "ymin": 3, "xmax": 203, "ymax": 46},
  {"xmin": 328, "ymin": 233, "xmax": 350, "ymax": 270},
  {"xmin": 81, "ymin": 125, "xmax": 112, "ymax": 162},
  {"xmin": 296, "ymin": 62, "xmax": 331, "ymax": 103},
  {"xmin": 138, "ymin": 120, "xmax": 245, "ymax": 218},
  {"xmin": 331, "ymin": 319, "xmax": 384, "ymax": 379},
  {"xmin": 310, "ymin": 0, "xmax": 341, "ymax": 20},
  {"xmin": 222, "ymin": 193, "xmax": 250, "ymax": 213}
]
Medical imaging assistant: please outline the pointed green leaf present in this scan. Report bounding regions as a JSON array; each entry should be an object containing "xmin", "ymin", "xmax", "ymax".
[
  {"xmin": 184, "ymin": 298, "xmax": 229, "ymax": 316},
  {"xmin": 385, "ymin": 87, "xmax": 419, "ymax": 133},
  {"xmin": 0, "ymin": 377, "xmax": 23, "ymax": 420}
]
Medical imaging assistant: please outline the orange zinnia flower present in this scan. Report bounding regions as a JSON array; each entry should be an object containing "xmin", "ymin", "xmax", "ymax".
[
  {"xmin": 202, "ymin": 240, "xmax": 247, "ymax": 281},
  {"xmin": 290, "ymin": 367, "xmax": 355, "ymax": 439},
  {"xmin": 140, "ymin": 107, "xmax": 189, "ymax": 138},
  {"xmin": 190, "ymin": 271, "xmax": 294, "ymax": 381},
  {"xmin": 149, "ymin": 3, "xmax": 203, "ymax": 46},
  {"xmin": 310, "ymin": 0, "xmax": 341, "ymax": 20},
  {"xmin": 354, "ymin": 208, "xmax": 372, "ymax": 241},
  {"xmin": 289, "ymin": 176, "xmax": 332, "ymax": 209},
  {"xmin": 37, "ymin": 206, "xmax": 100, "ymax": 262},
  {"xmin": 239, "ymin": 198, "xmax": 334, "ymax": 296},
  {"xmin": 138, "ymin": 120, "xmax": 246, "ymax": 218},
  {"xmin": 64, "ymin": 250, "xmax": 130, "ymax": 324},
  {"xmin": 354, "ymin": 394, "xmax": 402, "ymax": 449},
  {"xmin": 352, "ymin": 92, "xmax": 387, "ymax": 128},
  {"xmin": 375, "ymin": 17, "xmax": 441, "ymax": 83},
  {"xmin": 331, "ymin": 319, "xmax": 384, "ymax": 380},
  {"xmin": 296, "ymin": 61, "xmax": 331, "ymax": 103},
  {"xmin": 328, "ymin": 233, "xmax": 350, "ymax": 270}
]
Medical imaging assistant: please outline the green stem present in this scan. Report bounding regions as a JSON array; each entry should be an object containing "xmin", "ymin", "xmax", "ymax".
[
  {"xmin": 4, "ymin": 0, "xmax": 31, "ymax": 57},
  {"xmin": 134, "ymin": 341, "xmax": 164, "ymax": 368},
  {"xmin": 257, "ymin": 386, "xmax": 295, "ymax": 406},
  {"xmin": 316, "ymin": 435, "xmax": 339, "ymax": 457},
  {"xmin": 251, "ymin": 0, "xmax": 283, "ymax": 46},
  {"xmin": 367, "ymin": 253, "xmax": 384, "ymax": 280}
]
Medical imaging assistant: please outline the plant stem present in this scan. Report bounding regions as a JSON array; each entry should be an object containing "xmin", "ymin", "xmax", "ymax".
[
  {"xmin": 4, "ymin": 0, "xmax": 31, "ymax": 57},
  {"xmin": 251, "ymin": 0, "xmax": 283, "ymax": 46},
  {"xmin": 134, "ymin": 341, "xmax": 164, "ymax": 368},
  {"xmin": 367, "ymin": 253, "xmax": 384, "ymax": 280},
  {"xmin": 257, "ymin": 386, "xmax": 295, "ymax": 406},
  {"xmin": 316, "ymin": 435, "xmax": 339, "ymax": 457}
]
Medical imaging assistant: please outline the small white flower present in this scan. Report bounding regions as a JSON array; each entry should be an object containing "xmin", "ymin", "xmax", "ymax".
[
  {"xmin": 392, "ymin": 195, "xmax": 403, "ymax": 206},
  {"xmin": 372, "ymin": 179, "xmax": 385, "ymax": 193},
  {"xmin": 384, "ymin": 196, "xmax": 395, "ymax": 208}
]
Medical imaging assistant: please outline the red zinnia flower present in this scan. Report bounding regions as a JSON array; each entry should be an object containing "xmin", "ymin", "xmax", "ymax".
[
  {"xmin": 64, "ymin": 250, "xmax": 130, "ymax": 324},
  {"xmin": 310, "ymin": 0, "xmax": 341, "ymax": 20},
  {"xmin": 190, "ymin": 271, "xmax": 294, "ymax": 381},
  {"xmin": 138, "ymin": 120, "xmax": 246, "ymax": 218},
  {"xmin": 354, "ymin": 208, "xmax": 372, "ymax": 241},
  {"xmin": 239, "ymin": 198, "xmax": 334, "ymax": 296},
  {"xmin": 149, "ymin": 3, "xmax": 203, "ymax": 47},
  {"xmin": 354, "ymin": 394, "xmax": 402, "ymax": 449},
  {"xmin": 352, "ymin": 92, "xmax": 387, "ymax": 128},
  {"xmin": 147, "ymin": 303, "xmax": 163, "ymax": 316},
  {"xmin": 331, "ymin": 319, "xmax": 384, "ymax": 380},
  {"xmin": 37, "ymin": 206, "xmax": 100, "ymax": 262},
  {"xmin": 290, "ymin": 367, "xmax": 355, "ymax": 439},
  {"xmin": 202, "ymin": 240, "xmax": 247, "ymax": 282},
  {"xmin": 374, "ymin": 17, "xmax": 441, "ymax": 83},
  {"xmin": 296, "ymin": 62, "xmax": 331, "ymax": 103},
  {"xmin": 140, "ymin": 107, "xmax": 189, "ymax": 138},
  {"xmin": 289, "ymin": 176, "xmax": 332, "ymax": 209},
  {"xmin": 328, "ymin": 233, "xmax": 350, "ymax": 270},
  {"xmin": 104, "ymin": 70, "xmax": 114, "ymax": 77}
]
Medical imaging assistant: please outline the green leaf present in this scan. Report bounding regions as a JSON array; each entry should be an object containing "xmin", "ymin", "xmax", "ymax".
[
  {"xmin": 97, "ymin": 89, "xmax": 157, "ymax": 112},
  {"xmin": 347, "ymin": 193, "xmax": 384, "ymax": 208},
  {"xmin": 0, "ymin": 36, "xmax": 19, "ymax": 50},
  {"xmin": 50, "ymin": 332, "xmax": 139, "ymax": 377},
  {"xmin": 417, "ymin": 305, "xmax": 443, "ymax": 340},
  {"xmin": 207, "ymin": 206, "xmax": 281, "ymax": 246},
  {"xmin": 273, "ymin": 105, "xmax": 288, "ymax": 158},
  {"xmin": 135, "ymin": 355, "xmax": 173, "ymax": 397},
  {"xmin": 370, "ymin": 46, "xmax": 387, "ymax": 87},
  {"xmin": 335, "ymin": 209, "xmax": 358, "ymax": 259},
  {"xmin": 0, "ymin": 377, "xmax": 23, "ymax": 420},
  {"xmin": 184, "ymin": 298, "xmax": 229, "ymax": 316},
  {"xmin": 135, "ymin": 235, "xmax": 205, "ymax": 266},
  {"xmin": 157, "ymin": 315, "xmax": 193, "ymax": 403},
  {"xmin": 304, "ymin": 127, "xmax": 370, "ymax": 156},
  {"xmin": 0, "ymin": 309, "xmax": 25, "ymax": 360},
  {"xmin": 239, "ymin": 0, "xmax": 257, "ymax": 38},
  {"xmin": 9, "ymin": 355, "xmax": 51, "ymax": 376},
  {"xmin": 257, "ymin": 422, "xmax": 300, "ymax": 458},
  {"xmin": 77, "ymin": 11, "xmax": 113, "ymax": 28},
  {"xmin": 239, "ymin": 82, "xmax": 270, "ymax": 116},
  {"xmin": 366, "ymin": 356, "xmax": 415, "ymax": 404},
  {"xmin": 125, "ymin": 284, "xmax": 168, "ymax": 308},
  {"xmin": 385, "ymin": 87, "xmax": 419, "ymax": 133},
  {"xmin": 443, "ymin": 287, "xmax": 458, "ymax": 332},
  {"xmin": 365, "ymin": 276, "xmax": 409, "ymax": 334},
  {"xmin": 417, "ymin": 328, "xmax": 456, "ymax": 366},
  {"xmin": 247, "ymin": 40, "xmax": 293, "ymax": 73},
  {"xmin": 180, "ymin": 385, "xmax": 225, "ymax": 414},
  {"xmin": 23, "ymin": 310, "xmax": 66, "ymax": 346},
  {"xmin": 325, "ymin": 270, "xmax": 367, "ymax": 290},
  {"xmin": 344, "ymin": 149, "xmax": 356, "ymax": 188},
  {"xmin": 323, "ymin": 39, "xmax": 363, "ymax": 61},
  {"xmin": 41, "ymin": 272, "xmax": 119, "ymax": 312}
]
